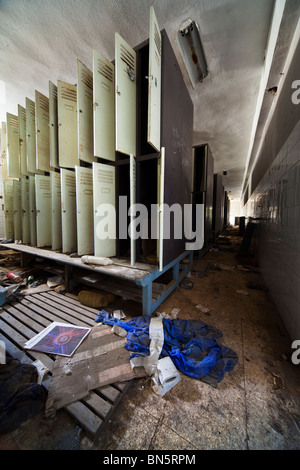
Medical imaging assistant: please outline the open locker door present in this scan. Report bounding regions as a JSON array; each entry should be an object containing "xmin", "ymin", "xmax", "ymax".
[
  {"xmin": 61, "ymin": 169, "xmax": 77, "ymax": 254},
  {"xmin": 21, "ymin": 178, "xmax": 30, "ymax": 244},
  {"xmin": 157, "ymin": 147, "xmax": 165, "ymax": 271},
  {"xmin": 49, "ymin": 81, "xmax": 59, "ymax": 169},
  {"xmin": 148, "ymin": 6, "xmax": 162, "ymax": 152},
  {"xmin": 1, "ymin": 122, "xmax": 11, "ymax": 182},
  {"xmin": 77, "ymin": 60, "xmax": 95, "ymax": 164},
  {"xmin": 3, "ymin": 181, "xmax": 14, "ymax": 239},
  {"xmin": 13, "ymin": 180, "xmax": 22, "ymax": 241},
  {"xmin": 58, "ymin": 81, "xmax": 78, "ymax": 169},
  {"xmin": 35, "ymin": 91, "xmax": 52, "ymax": 172},
  {"xmin": 50, "ymin": 171, "xmax": 62, "ymax": 251},
  {"xmin": 75, "ymin": 166, "xmax": 94, "ymax": 255},
  {"xmin": 130, "ymin": 154, "xmax": 136, "ymax": 265},
  {"xmin": 26, "ymin": 98, "xmax": 40, "ymax": 175},
  {"xmin": 18, "ymin": 105, "xmax": 27, "ymax": 177},
  {"xmin": 93, "ymin": 162, "xmax": 116, "ymax": 257},
  {"xmin": 115, "ymin": 33, "xmax": 136, "ymax": 157},
  {"xmin": 29, "ymin": 176, "xmax": 37, "ymax": 246},
  {"xmin": 93, "ymin": 50, "xmax": 115, "ymax": 161},
  {"xmin": 7, "ymin": 113, "xmax": 20, "ymax": 179},
  {"xmin": 35, "ymin": 175, "xmax": 51, "ymax": 247}
]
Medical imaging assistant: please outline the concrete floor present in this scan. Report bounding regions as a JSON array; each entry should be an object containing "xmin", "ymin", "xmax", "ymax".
[{"xmin": 1, "ymin": 230, "xmax": 300, "ymax": 451}]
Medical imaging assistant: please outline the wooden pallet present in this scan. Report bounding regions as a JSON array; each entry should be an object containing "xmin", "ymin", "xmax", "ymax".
[{"xmin": 0, "ymin": 290, "xmax": 132, "ymax": 439}]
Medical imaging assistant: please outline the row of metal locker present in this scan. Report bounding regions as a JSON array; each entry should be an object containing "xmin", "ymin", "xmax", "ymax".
[
  {"xmin": 1, "ymin": 6, "xmax": 164, "ymax": 264},
  {"xmin": 3, "ymin": 164, "xmax": 115, "ymax": 256},
  {"xmin": 1, "ymin": 6, "xmax": 161, "ymax": 180}
]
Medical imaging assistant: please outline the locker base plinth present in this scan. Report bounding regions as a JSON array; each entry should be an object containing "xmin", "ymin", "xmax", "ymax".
[{"xmin": 1, "ymin": 243, "xmax": 193, "ymax": 316}]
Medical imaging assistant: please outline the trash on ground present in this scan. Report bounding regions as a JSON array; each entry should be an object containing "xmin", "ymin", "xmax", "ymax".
[
  {"xmin": 81, "ymin": 255, "xmax": 113, "ymax": 266},
  {"xmin": 236, "ymin": 289, "xmax": 249, "ymax": 296},
  {"xmin": 0, "ymin": 358, "xmax": 46, "ymax": 434},
  {"xmin": 95, "ymin": 311, "xmax": 238, "ymax": 389},
  {"xmin": 272, "ymin": 372, "xmax": 284, "ymax": 390},
  {"xmin": 179, "ymin": 278, "xmax": 193, "ymax": 289},
  {"xmin": 47, "ymin": 276, "xmax": 64, "ymax": 288},
  {"xmin": 113, "ymin": 309, "xmax": 126, "ymax": 319},
  {"xmin": 24, "ymin": 322, "xmax": 91, "ymax": 357},
  {"xmin": 78, "ymin": 290, "xmax": 116, "ymax": 308},
  {"xmin": 0, "ymin": 283, "xmax": 22, "ymax": 306},
  {"xmin": 156, "ymin": 308, "xmax": 180, "ymax": 319},
  {"xmin": 196, "ymin": 304, "xmax": 210, "ymax": 315},
  {"xmin": 32, "ymin": 359, "xmax": 49, "ymax": 384}
]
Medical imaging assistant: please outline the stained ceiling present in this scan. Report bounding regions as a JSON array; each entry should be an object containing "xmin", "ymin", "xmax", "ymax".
[{"xmin": 0, "ymin": 0, "xmax": 298, "ymax": 202}]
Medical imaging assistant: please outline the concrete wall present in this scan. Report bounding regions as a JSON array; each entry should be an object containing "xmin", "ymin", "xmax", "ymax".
[{"xmin": 243, "ymin": 38, "xmax": 300, "ymax": 340}]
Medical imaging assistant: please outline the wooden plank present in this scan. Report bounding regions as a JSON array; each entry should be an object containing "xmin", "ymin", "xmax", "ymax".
[
  {"xmin": 17, "ymin": 296, "xmax": 91, "ymax": 327},
  {"xmin": 0, "ymin": 296, "xmax": 131, "ymax": 440},
  {"xmin": 0, "ymin": 319, "xmax": 54, "ymax": 371},
  {"xmin": 66, "ymin": 401, "xmax": 103, "ymax": 438},
  {"xmin": 4, "ymin": 303, "xmax": 46, "ymax": 332},
  {"xmin": 47, "ymin": 290, "xmax": 100, "ymax": 315},
  {"xmin": 0, "ymin": 243, "xmax": 154, "ymax": 281},
  {"xmin": 28, "ymin": 294, "xmax": 95, "ymax": 326},
  {"xmin": 40, "ymin": 291, "xmax": 98, "ymax": 320},
  {"xmin": 81, "ymin": 392, "xmax": 112, "ymax": 420},
  {"xmin": 97, "ymin": 384, "xmax": 123, "ymax": 404},
  {"xmin": 45, "ymin": 324, "xmax": 146, "ymax": 415}
]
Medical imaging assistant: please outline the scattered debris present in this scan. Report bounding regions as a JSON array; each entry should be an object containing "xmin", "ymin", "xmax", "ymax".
[
  {"xmin": 179, "ymin": 278, "xmax": 193, "ymax": 289},
  {"xmin": 236, "ymin": 289, "xmax": 249, "ymax": 296},
  {"xmin": 47, "ymin": 276, "xmax": 64, "ymax": 288},
  {"xmin": 196, "ymin": 304, "xmax": 210, "ymax": 315},
  {"xmin": 78, "ymin": 290, "xmax": 116, "ymax": 308},
  {"xmin": 113, "ymin": 310, "xmax": 126, "ymax": 319},
  {"xmin": 272, "ymin": 372, "xmax": 284, "ymax": 390},
  {"xmin": 81, "ymin": 255, "xmax": 113, "ymax": 266},
  {"xmin": 32, "ymin": 360, "xmax": 49, "ymax": 384}
]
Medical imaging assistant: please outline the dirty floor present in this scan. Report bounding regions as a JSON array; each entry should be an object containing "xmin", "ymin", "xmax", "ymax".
[{"xmin": 1, "ymin": 231, "xmax": 300, "ymax": 451}]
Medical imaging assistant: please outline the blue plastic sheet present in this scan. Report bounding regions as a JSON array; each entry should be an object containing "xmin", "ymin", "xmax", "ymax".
[{"xmin": 95, "ymin": 311, "xmax": 238, "ymax": 387}]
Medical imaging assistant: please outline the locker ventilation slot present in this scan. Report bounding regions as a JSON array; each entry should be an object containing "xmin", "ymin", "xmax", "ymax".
[
  {"xmin": 22, "ymin": 111, "xmax": 26, "ymax": 121},
  {"xmin": 97, "ymin": 59, "xmax": 113, "ymax": 83},
  {"xmin": 29, "ymin": 103, "xmax": 35, "ymax": 116},
  {"xmin": 39, "ymin": 96, "xmax": 49, "ymax": 113},
  {"xmin": 120, "ymin": 45, "xmax": 135, "ymax": 71},
  {"xmin": 80, "ymin": 174, "xmax": 93, "ymax": 185},
  {"xmin": 65, "ymin": 175, "xmax": 76, "ymax": 187},
  {"xmin": 81, "ymin": 70, "xmax": 93, "ymax": 90},
  {"xmin": 154, "ymin": 23, "xmax": 161, "ymax": 56},
  {"xmin": 61, "ymin": 87, "xmax": 77, "ymax": 103},
  {"xmin": 97, "ymin": 169, "xmax": 114, "ymax": 185},
  {"xmin": 39, "ymin": 181, "xmax": 50, "ymax": 190},
  {"xmin": 9, "ymin": 117, "xmax": 18, "ymax": 128}
]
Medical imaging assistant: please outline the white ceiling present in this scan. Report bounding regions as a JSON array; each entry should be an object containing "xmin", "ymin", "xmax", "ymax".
[{"xmin": 0, "ymin": 0, "xmax": 295, "ymax": 200}]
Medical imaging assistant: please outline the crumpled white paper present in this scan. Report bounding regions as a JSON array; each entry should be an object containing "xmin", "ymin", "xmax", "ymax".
[{"xmin": 130, "ymin": 316, "xmax": 181, "ymax": 396}]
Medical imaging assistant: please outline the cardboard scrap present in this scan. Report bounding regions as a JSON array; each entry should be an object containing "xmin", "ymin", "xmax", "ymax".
[{"xmin": 45, "ymin": 324, "xmax": 146, "ymax": 416}]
